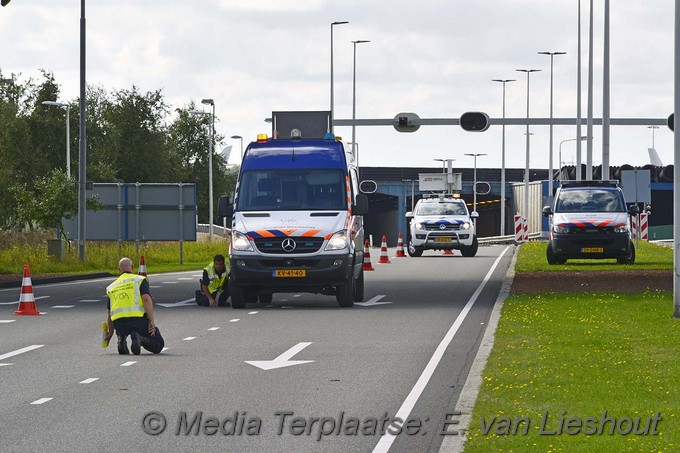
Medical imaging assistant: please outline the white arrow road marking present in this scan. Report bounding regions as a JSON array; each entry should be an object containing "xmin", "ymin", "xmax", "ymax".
[
  {"xmin": 50, "ymin": 305, "xmax": 75, "ymax": 309},
  {"xmin": 355, "ymin": 295, "xmax": 393, "ymax": 307},
  {"xmin": 30, "ymin": 398, "xmax": 52, "ymax": 405},
  {"xmin": 120, "ymin": 361, "xmax": 137, "ymax": 367},
  {"xmin": 157, "ymin": 298, "xmax": 195, "ymax": 308},
  {"xmin": 79, "ymin": 378, "xmax": 99, "ymax": 384},
  {"xmin": 0, "ymin": 345, "xmax": 44, "ymax": 362},
  {"xmin": 161, "ymin": 347, "xmax": 169, "ymax": 352},
  {"xmin": 0, "ymin": 320, "xmax": 16, "ymax": 323},
  {"xmin": 0, "ymin": 295, "xmax": 50, "ymax": 305},
  {"xmin": 246, "ymin": 342, "xmax": 314, "ymax": 371}
]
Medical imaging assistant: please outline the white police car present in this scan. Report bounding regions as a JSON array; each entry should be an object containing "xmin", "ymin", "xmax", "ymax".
[{"xmin": 405, "ymin": 195, "xmax": 479, "ymax": 257}]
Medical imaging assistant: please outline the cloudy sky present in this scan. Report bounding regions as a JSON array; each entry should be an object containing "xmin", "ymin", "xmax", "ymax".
[{"xmin": 1, "ymin": 0, "xmax": 674, "ymax": 171}]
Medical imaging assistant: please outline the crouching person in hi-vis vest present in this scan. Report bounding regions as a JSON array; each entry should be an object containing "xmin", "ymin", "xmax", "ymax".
[
  {"xmin": 196, "ymin": 254, "xmax": 230, "ymax": 307},
  {"xmin": 104, "ymin": 257, "xmax": 165, "ymax": 355}
]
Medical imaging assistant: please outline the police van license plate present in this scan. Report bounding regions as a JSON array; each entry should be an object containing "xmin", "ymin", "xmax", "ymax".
[
  {"xmin": 273, "ymin": 269, "xmax": 306, "ymax": 278},
  {"xmin": 434, "ymin": 237, "xmax": 452, "ymax": 243},
  {"xmin": 581, "ymin": 247, "xmax": 604, "ymax": 253}
]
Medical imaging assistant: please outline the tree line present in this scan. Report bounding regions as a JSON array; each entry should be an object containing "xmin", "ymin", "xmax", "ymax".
[{"xmin": 0, "ymin": 70, "xmax": 237, "ymax": 233}]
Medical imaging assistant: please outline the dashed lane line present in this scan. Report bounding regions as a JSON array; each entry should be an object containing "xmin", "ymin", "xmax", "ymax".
[
  {"xmin": 79, "ymin": 378, "xmax": 99, "ymax": 384},
  {"xmin": 120, "ymin": 361, "xmax": 137, "ymax": 367},
  {"xmin": 30, "ymin": 398, "xmax": 53, "ymax": 405}
]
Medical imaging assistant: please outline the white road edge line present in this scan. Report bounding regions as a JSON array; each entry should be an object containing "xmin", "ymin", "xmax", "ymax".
[
  {"xmin": 0, "ymin": 344, "xmax": 44, "ymax": 362},
  {"xmin": 438, "ymin": 246, "xmax": 518, "ymax": 453},
  {"xmin": 372, "ymin": 246, "xmax": 510, "ymax": 453},
  {"xmin": 30, "ymin": 398, "xmax": 53, "ymax": 405}
]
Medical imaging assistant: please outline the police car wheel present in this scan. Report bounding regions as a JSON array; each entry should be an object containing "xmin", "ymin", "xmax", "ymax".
[
  {"xmin": 407, "ymin": 241, "xmax": 423, "ymax": 257},
  {"xmin": 354, "ymin": 269, "xmax": 365, "ymax": 302},
  {"xmin": 546, "ymin": 243, "xmax": 558, "ymax": 265},
  {"xmin": 461, "ymin": 236, "xmax": 478, "ymax": 257},
  {"xmin": 336, "ymin": 275, "xmax": 355, "ymax": 307},
  {"xmin": 617, "ymin": 241, "xmax": 636, "ymax": 265}
]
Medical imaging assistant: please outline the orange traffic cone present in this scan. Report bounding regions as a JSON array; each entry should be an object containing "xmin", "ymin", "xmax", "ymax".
[
  {"xmin": 363, "ymin": 240, "xmax": 375, "ymax": 271},
  {"xmin": 138, "ymin": 255, "xmax": 148, "ymax": 278},
  {"xmin": 443, "ymin": 249, "xmax": 454, "ymax": 255},
  {"xmin": 377, "ymin": 235, "xmax": 391, "ymax": 264},
  {"xmin": 394, "ymin": 232, "xmax": 406, "ymax": 257},
  {"xmin": 15, "ymin": 264, "xmax": 40, "ymax": 316}
]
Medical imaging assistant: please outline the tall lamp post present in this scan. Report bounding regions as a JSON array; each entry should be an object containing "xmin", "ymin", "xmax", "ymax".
[
  {"xmin": 351, "ymin": 39, "xmax": 369, "ymax": 177},
  {"xmin": 464, "ymin": 153, "xmax": 486, "ymax": 223},
  {"xmin": 77, "ymin": 0, "xmax": 87, "ymax": 262},
  {"xmin": 648, "ymin": 125, "xmax": 660, "ymax": 150},
  {"xmin": 347, "ymin": 141, "xmax": 359, "ymax": 173},
  {"xmin": 492, "ymin": 78, "xmax": 515, "ymax": 236},
  {"xmin": 42, "ymin": 101, "xmax": 71, "ymax": 179},
  {"xmin": 330, "ymin": 21, "xmax": 349, "ymax": 134},
  {"xmin": 516, "ymin": 68, "xmax": 541, "ymax": 226},
  {"xmin": 231, "ymin": 135, "xmax": 244, "ymax": 161},
  {"xmin": 190, "ymin": 98, "xmax": 215, "ymax": 239},
  {"xmin": 559, "ymin": 136, "xmax": 588, "ymax": 181},
  {"xmin": 538, "ymin": 51, "xmax": 566, "ymax": 194}
]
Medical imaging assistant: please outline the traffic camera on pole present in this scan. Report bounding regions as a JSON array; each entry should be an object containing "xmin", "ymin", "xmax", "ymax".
[{"xmin": 460, "ymin": 112, "xmax": 490, "ymax": 132}]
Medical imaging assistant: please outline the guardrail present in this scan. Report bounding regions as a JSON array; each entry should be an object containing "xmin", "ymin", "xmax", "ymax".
[
  {"xmin": 477, "ymin": 232, "xmax": 543, "ymax": 245},
  {"xmin": 197, "ymin": 224, "xmax": 231, "ymax": 237}
]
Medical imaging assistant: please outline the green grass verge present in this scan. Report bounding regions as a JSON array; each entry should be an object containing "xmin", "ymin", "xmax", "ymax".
[
  {"xmin": 465, "ymin": 290, "xmax": 680, "ymax": 452},
  {"xmin": 0, "ymin": 240, "xmax": 229, "ymax": 276},
  {"xmin": 515, "ymin": 240, "xmax": 672, "ymax": 272}
]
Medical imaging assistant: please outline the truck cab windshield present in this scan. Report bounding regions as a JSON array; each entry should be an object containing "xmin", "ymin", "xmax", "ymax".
[{"xmin": 237, "ymin": 169, "xmax": 346, "ymax": 211}]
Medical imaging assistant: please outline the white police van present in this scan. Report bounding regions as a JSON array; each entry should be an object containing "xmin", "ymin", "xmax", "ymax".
[
  {"xmin": 219, "ymin": 129, "xmax": 368, "ymax": 308},
  {"xmin": 405, "ymin": 195, "xmax": 479, "ymax": 257},
  {"xmin": 543, "ymin": 180, "xmax": 638, "ymax": 264}
]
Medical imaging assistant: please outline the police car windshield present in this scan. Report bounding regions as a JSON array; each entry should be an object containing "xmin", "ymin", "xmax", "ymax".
[
  {"xmin": 555, "ymin": 189, "xmax": 625, "ymax": 213},
  {"xmin": 237, "ymin": 169, "xmax": 346, "ymax": 211},
  {"xmin": 416, "ymin": 201, "xmax": 467, "ymax": 216}
]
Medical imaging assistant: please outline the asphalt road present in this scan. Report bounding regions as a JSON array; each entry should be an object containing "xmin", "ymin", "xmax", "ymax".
[{"xmin": 0, "ymin": 245, "xmax": 514, "ymax": 453}]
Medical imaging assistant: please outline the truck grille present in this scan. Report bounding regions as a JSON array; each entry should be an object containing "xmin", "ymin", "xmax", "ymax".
[
  {"xmin": 423, "ymin": 223, "xmax": 461, "ymax": 231},
  {"xmin": 254, "ymin": 237, "xmax": 325, "ymax": 254}
]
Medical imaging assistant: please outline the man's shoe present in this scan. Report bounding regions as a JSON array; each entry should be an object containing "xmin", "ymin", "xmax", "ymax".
[
  {"xmin": 131, "ymin": 332, "xmax": 141, "ymax": 355},
  {"xmin": 117, "ymin": 335, "xmax": 129, "ymax": 355}
]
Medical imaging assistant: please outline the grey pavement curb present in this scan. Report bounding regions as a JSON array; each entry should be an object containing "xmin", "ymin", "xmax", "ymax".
[
  {"xmin": 439, "ymin": 244, "xmax": 519, "ymax": 453},
  {"xmin": 0, "ymin": 272, "xmax": 113, "ymax": 289}
]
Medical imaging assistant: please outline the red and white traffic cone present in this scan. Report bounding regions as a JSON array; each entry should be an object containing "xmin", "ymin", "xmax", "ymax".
[
  {"xmin": 377, "ymin": 235, "xmax": 391, "ymax": 264},
  {"xmin": 138, "ymin": 255, "xmax": 148, "ymax": 278},
  {"xmin": 394, "ymin": 232, "xmax": 406, "ymax": 257},
  {"xmin": 15, "ymin": 264, "xmax": 40, "ymax": 316},
  {"xmin": 363, "ymin": 240, "xmax": 375, "ymax": 271}
]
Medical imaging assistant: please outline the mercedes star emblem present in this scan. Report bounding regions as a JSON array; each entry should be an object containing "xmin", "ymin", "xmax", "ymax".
[{"xmin": 282, "ymin": 238, "xmax": 296, "ymax": 252}]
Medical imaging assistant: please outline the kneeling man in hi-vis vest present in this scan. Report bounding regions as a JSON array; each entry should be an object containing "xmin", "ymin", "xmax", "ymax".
[
  {"xmin": 196, "ymin": 254, "xmax": 230, "ymax": 307},
  {"xmin": 104, "ymin": 257, "xmax": 165, "ymax": 355}
]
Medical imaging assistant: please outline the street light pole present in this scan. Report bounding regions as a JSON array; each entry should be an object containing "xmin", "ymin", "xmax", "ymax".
[
  {"xmin": 330, "ymin": 21, "xmax": 349, "ymax": 134},
  {"xmin": 202, "ymin": 99, "xmax": 215, "ymax": 239},
  {"xmin": 538, "ymin": 51, "xmax": 566, "ymax": 190},
  {"xmin": 351, "ymin": 39, "xmax": 369, "ymax": 177},
  {"xmin": 231, "ymin": 135, "xmax": 243, "ymax": 161},
  {"xmin": 492, "ymin": 79, "xmax": 515, "ymax": 236},
  {"xmin": 559, "ymin": 136, "xmax": 588, "ymax": 181},
  {"xmin": 42, "ymin": 101, "xmax": 71, "ymax": 179},
  {"xmin": 347, "ymin": 141, "xmax": 359, "ymax": 173},
  {"xmin": 516, "ymin": 68, "xmax": 541, "ymax": 227},
  {"xmin": 648, "ymin": 125, "xmax": 659, "ymax": 149},
  {"xmin": 78, "ymin": 0, "xmax": 87, "ymax": 261},
  {"xmin": 464, "ymin": 153, "xmax": 486, "ymax": 221}
]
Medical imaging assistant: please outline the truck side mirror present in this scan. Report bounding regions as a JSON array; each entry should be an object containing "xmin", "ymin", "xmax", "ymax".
[
  {"xmin": 405, "ymin": 211, "xmax": 413, "ymax": 219},
  {"xmin": 353, "ymin": 193, "xmax": 369, "ymax": 215},
  {"xmin": 470, "ymin": 211, "xmax": 479, "ymax": 219},
  {"xmin": 542, "ymin": 206, "xmax": 553, "ymax": 217},
  {"xmin": 218, "ymin": 195, "xmax": 234, "ymax": 222},
  {"xmin": 628, "ymin": 204, "xmax": 640, "ymax": 215}
]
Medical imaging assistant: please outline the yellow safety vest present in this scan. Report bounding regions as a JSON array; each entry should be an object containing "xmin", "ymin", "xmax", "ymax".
[
  {"xmin": 204, "ymin": 262, "xmax": 227, "ymax": 294},
  {"xmin": 106, "ymin": 273, "xmax": 146, "ymax": 321}
]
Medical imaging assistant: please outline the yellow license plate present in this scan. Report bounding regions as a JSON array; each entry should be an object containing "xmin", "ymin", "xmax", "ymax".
[
  {"xmin": 273, "ymin": 269, "xmax": 306, "ymax": 278},
  {"xmin": 581, "ymin": 247, "xmax": 604, "ymax": 253},
  {"xmin": 434, "ymin": 237, "xmax": 452, "ymax": 243}
]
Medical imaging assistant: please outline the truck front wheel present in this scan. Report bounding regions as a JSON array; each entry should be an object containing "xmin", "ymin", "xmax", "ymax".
[
  {"xmin": 230, "ymin": 275, "xmax": 247, "ymax": 309},
  {"xmin": 336, "ymin": 274, "xmax": 355, "ymax": 307}
]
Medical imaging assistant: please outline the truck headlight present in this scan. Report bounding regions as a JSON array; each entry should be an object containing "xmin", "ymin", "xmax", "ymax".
[
  {"xmin": 553, "ymin": 224, "xmax": 569, "ymax": 234},
  {"xmin": 414, "ymin": 222, "xmax": 423, "ymax": 230},
  {"xmin": 460, "ymin": 222, "xmax": 471, "ymax": 230},
  {"xmin": 614, "ymin": 225, "xmax": 629, "ymax": 233},
  {"xmin": 231, "ymin": 230, "xmax": 253, "ymax": 251},
  {"xmin": 325, "ymin": 230, "xmax": 349, "ymax": 251}
]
